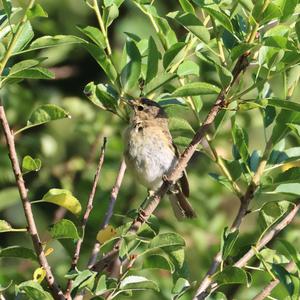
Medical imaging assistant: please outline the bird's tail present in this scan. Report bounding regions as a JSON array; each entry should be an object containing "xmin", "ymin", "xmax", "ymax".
[{"xmin": 168, "ymin": 186, "xmax": 196, "ymax": 220}]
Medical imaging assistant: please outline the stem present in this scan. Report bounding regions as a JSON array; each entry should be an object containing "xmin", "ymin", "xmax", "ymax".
[
  {"xmin": 87, "ymin": 158, "xmax": 126, "ymax": 269},
  {"xmin": 65, "ymin": 138, "xmax": 107, "ymax": 299},
  {"xmin": 211, "ymin": 18, "xmax": 226, "ymax": 65},
  {"xmin": 0, "ymin": 105, "xmax": 64, "ymax": 300},
  {"xmin": 0, "ymin": 0, "xmax": 35, "ymax": 77},
  {"xmin": 92, "ymin": 0, "xmax": 112, "ymax": 56}
]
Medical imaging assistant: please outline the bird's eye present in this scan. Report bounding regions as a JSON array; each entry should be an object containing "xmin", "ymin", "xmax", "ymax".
[{"xmin": 137, "ymin": 105, "xmax": 144, "ymax": 111}]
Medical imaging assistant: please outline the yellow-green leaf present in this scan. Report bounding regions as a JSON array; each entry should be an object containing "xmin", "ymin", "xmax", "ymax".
[{"xmin": 41, "ymin": 188, "xmax": 82, "ymax": 215}]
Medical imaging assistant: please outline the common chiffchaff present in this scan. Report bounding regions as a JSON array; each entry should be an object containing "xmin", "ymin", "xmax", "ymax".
[{"xmin": 123, "ymin": 98, "xmax": 196, "ymax": 219}]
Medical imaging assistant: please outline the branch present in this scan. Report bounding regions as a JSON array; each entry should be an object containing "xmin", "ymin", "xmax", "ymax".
[
  {"xmin": 65, "ymin": 137, "xmax": 107, "ymax": 298},
  {"xmin": 0, "ymin": 105, "xmax": 65, "ymax": 300},
  {"xmin": 91, "ymin": 53, "xmax": 250, "ymax": 272},
  {"xmin": 252, "ymin": 261, "xmax": 295, "ymax": 300},
  {"xmin": 194, "ymin": 139, "xmax": 273, "ymax": 299},
  {"xmin": 87, "ymin": 158, "xmax": 127, "ymax": 269},
  {"xmin": 206, "ymin": 201, "xmax": 300, "ymax": 296}
]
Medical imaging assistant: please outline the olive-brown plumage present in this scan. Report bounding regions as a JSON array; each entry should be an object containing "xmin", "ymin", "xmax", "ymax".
[{"xmin": 123, "ymin": 98, "xmax": 196, "ymax": 219}]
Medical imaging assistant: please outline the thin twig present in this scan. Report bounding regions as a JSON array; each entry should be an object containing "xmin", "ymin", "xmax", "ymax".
[
  {"xmin": 91, "ymin": 52, "xmax": 250, "ymax": 273},
  {"xmin": 252, "ymin": 261, "xmax": 295, "ymax": 300},
  {"xmin": 0, "ymin": 105, "xmax": 65, "ymax": 300},
  {"xmin": 64, "ymin": 138, "xmax": 107, "ymax": 298},
  {"xmin": 87, "ymin": 158, "xmax": 127, "ymax": 269}
]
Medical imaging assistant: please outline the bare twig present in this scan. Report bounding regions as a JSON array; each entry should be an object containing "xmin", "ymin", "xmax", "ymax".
[
  {"xmin": 65, "ymin": 138, "xmax": 107, "ymax": 298},
  {"xmin": 87, "ymin": 158, "xmax": 127, "ymax": 269},
  {"xmin": 0, "ymin": 105, "xmax": 65, "ymax": 300},
  {"xmin": 252, "ymin": 261, "xmax": 295, "ymax": 300},
  {"xmin": 91, "ymin": 53, "xmax": 250, "ymax": 272}
]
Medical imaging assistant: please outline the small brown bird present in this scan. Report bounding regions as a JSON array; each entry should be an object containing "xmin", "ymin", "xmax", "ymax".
[{"xmin": 123, "ymin": 98, "xmax": 196, "ymax": 219}]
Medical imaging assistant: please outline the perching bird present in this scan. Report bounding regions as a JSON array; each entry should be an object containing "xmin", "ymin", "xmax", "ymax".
[{"xmin": 123, "ymin": 98, "xmax": 196, "ymax": 219}]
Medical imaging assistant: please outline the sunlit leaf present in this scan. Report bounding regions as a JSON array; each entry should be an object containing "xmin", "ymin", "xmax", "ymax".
[
  {"xmin": 26, "ymin": 4, "xmax": 48, "ymax": 19},
  {"xmin": 33, "ymin": 267, "xmax": 46, "ymax": 284},
  {"xmin": 16, "ymin": 280, "xmax": 53, "ymax": 300},
  {"xmin": 16, "ymin": 104, "xmax": 70, "ymax": 134},
  {"xmin": 148, "ymin": 232, "xmax": 185, "ymax": 250},
  {"xmin": 41, "ymin": 188, "xmax": 82, "ymax": 215},
  {"xmin": 172, "ymin": 82, "xmax": 220, "ymax": 97},
  {"xmin": 213, "ymin": 266, "xmax": 249, "ymax": 288},
  {"xmin": 145, "ymin": 37, "xmax": 160, "ymax": 84},
  {"xmin": 22, "ymin": 155, "xmax": 42, "ymax": 174},
  {"xmin": 96, "ymin": 225, "xmax": 117, "ymax": 244},
  {"xmin": 76, "ymin": 25, "xmax": 106, "ymax": 48},
  {"xmin": 120, "ymin": 275, "xmax": 159, "ymax": 291}
]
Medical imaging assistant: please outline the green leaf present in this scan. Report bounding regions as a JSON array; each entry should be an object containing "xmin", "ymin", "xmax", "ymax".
[
  {"xmin": 179, "ymin": 0, "xmax": 195, "ymax": 14},
  {"xmin": 0, "ymin": 220, "xmax": 12, "ymax": 233},
  {"xmin": 72, "ymin": 270, "xmax": 96, "ymax": 291},
  {"xmin": 230, "ymin": 43, "xmax": 255, "ymax": 61},
  {"xmin": 271, "ymin": 263, "xmax": 294, "ymax": 296},
  {"xmin": 295, "ymin": 21, "xmax": 300, "ymax": 43},
  {"xmin": 50, "ymin": 219, "xmax": 79, "ymax": 240},
  {"xmin": 273, "ymin": 168, "xmax": 300, "ymax": 185},
  {"xmin": 169, "ymin": 117, "xmax": 195, "ymax": 139},
  {"xmin": 2, "ymin": 0, "xmax": 12, "ymax": 19},
  {"xmin": 271, "ymin": 184, "xmax": 300, "ymax": 196},
  {"xmin": 4, "ymin": 67, "xmax": 54, "ymax": 82},
  {"xmin": 12, "ymin": 21, "xmax": 34, "ymax": 54},
  {"xmin": 216, "ymin": 65, "xmax": 233, "ymax": 87},
  {"xmin": 121, "ymin": 39, "xmax": 141, "ymax": 96},
  {"xmin": 119, "ymin": 276, "xmax": 159, "ymax": 291},
  {"xmin": 231, "ymin": 122, "xmax": 249, "ymax": 164},
  {"xmin": 213, "ymin": 266, "xmax": 249, "ymax": 288},
  {"xmin": 172, "ymin": 278, "xmax": 191, "ymax": 299},
  {"xmin": 22, "ymin": 155, "xmax": 41, "ymax": 174},
  {"xmin": 237, "ymin": 0, "xmax": 254, "ymax": 12},
  {"xmin": 0, "ymin": 246, "xmax": 37, "ymax": 261},
  {"xmin": 167, "ymin": 11, "xmax": 210, "ymax": 43},
  {"xmin": 203, "ymin": 7, "xmax": 233, "ymax": 33},
  {"xmin": 103, "ymin": 3, "xmax": 119, "ymax": 27},
  {"xmin": 76, "ymin": 25, "xmax": 106, "ymax": 48},
  {"xmin": 26, "ymin": 3, "xmax": 48, "ymax": 19},
  {"xmin": 143, "ymin": 254, "xmax": 175, "ymax": 273},
  {"xmin": 95, "ymin": 274, "xmax": 107, "ymax": 296},
  {"xmin": 221, "ymin": 228, "xmax": 239, "ymax": 260},
  {"xmin": 84, "ymin": 82, "xmax": 119, "ymax": 112},
  {"xmin": 148, "ymin": 232, "xmax": 185, "ymax": 250},
  {"xmin": 84, "ymin": 43, "xmax": 118, "ymax": 83},
  {"xmin": 144, "ymin": 73, "xmax": 177, "ymax": 96},
  {"xmin": 145, "ymin": 37, "xmax": 160, "ymax": 84},
  {"xmin": 177, "ymin": 60, "xmax": 199, "ymax": 77},
  {"xmin": 276, "ymin": 0, "xmax": 298, "ymax": 20},
  {"xmin": 163, "ymin": 42, "xmax": 186, "ymax": 70},
  {"xmin": 14, "ymin": 35, "xmax": 86, "ymax": 55},
  {"xmin": 278, "ymin": 240, "xmax": 300, "ymax": 272},
  {"xmin": 16, "ymin": 281, "xmax": 53, "ymax": 300},
  {"xmin": 270, "ymin": 110, "xmax": 300, "ymax": 144},
  {"xmin": 16, "ymin": 104, "xmax": 70, "ymax": 134},
  {"xmin": 172, "ymin": 82, "xmax": 220, "ymax": 97},
  {"xmin": 41, "ymin": 188, "xmax": 82, "ymax": 215},
  {"xmin": 266, "ymin": 99, "xmax": 300, "ymax": 112},
  {"xmin": 258, "ymin": 201, "xmax": 292, "ymax": 234}
]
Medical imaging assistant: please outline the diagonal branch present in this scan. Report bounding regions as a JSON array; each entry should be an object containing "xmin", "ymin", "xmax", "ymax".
[
  {"xmin": 0, "ymin": 105, "xmax": 65, "ymax": 300},
  {"xmin": 65, "ymin": 137, "xmax": 107, "ymax": 298},
  {"xmin": 206, "ymin": 201, "xmax": 300, "ymax": 296},
  {"xmin": 87, "ymin": 158, "xmax": 127, "ymax": 269},
  {"xmin": 252, "ymin": 261, "xmax": 295, "ymax": 300},
  {"xmin": 91, "ymin": 53, "xmax": 250, "ymax": 272}
]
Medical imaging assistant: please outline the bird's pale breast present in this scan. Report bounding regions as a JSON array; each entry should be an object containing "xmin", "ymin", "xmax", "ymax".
[{"xmin": 124, "ymin": 125, "xmax": 177, "ymax": 191}]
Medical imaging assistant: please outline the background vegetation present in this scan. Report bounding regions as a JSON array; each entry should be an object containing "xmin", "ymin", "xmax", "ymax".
[{"xmin": 0, "ymin": 0, "xmax": 300, "ymax": 299}]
